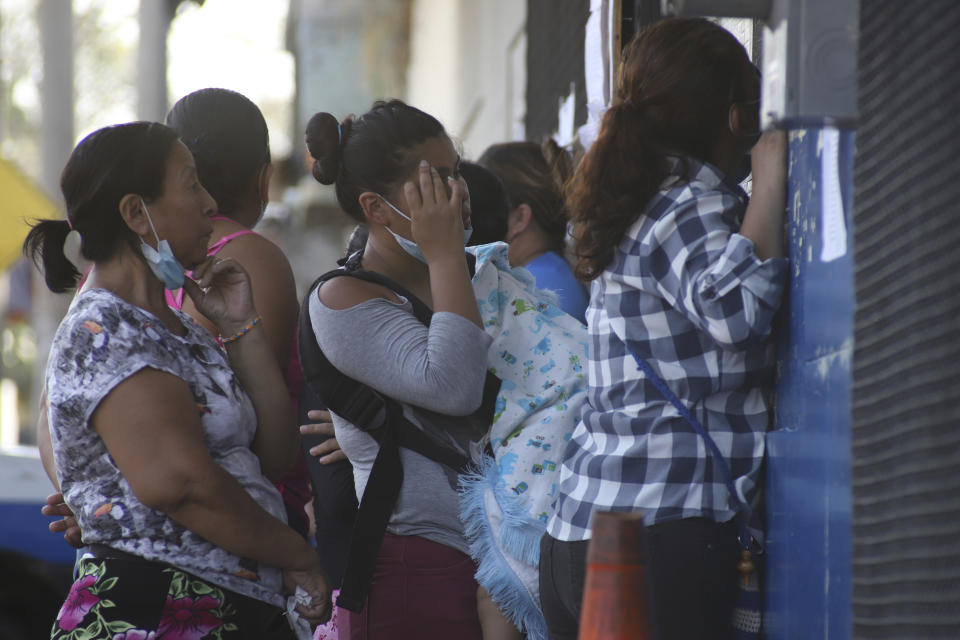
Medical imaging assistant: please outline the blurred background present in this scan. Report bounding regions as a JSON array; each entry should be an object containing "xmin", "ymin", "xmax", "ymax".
[
  {"xmin": 0, "ymin": 1, "xmax": 759, "ymax": 635},
  {"xmin": 0, "ymin": 0, "xmax": 756, "ymax": 454},
  {"xmin": 0, "ymin": 0, "xmax": 757, "ymax": 574},
  {"xmin": 6, "ymin": 2, "xmax": 960, "ymax": 638}
]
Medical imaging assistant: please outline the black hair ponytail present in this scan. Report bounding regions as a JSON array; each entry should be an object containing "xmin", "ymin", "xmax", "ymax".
[
  {"xmin": 23, "ymin": 219, "xmax": 80, "ymax": 293},
  {"xmin": 23, "ymin": 121, "xmax": 180, "ymax": 293}
]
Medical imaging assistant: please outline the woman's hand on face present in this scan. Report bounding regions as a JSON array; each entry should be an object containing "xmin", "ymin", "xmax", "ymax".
[
  {"xmin": 283, "ymin": 558, "xmax": 333, "ymax": 626},
  {"xmin": 182, "ymin": 257, "xmax": 258, "ymax": 334},
  {"xmin": 42, "ymin": 492, "xmax": 84, "ymax": 549},
  {"xmin": 404, "ymin": 160, "xmax": 466, "ymax": 263},
  {"xmin": 299, "ymin": 410, "xmax": 347, "ymax": 464}
]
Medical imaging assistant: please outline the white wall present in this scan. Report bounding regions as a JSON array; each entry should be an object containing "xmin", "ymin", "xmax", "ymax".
[
  {"xmin": 716, "ymin": 18, "xmax": 756, "ymax": 58},
  {"xmin": 406, "ymin": 0, "xmax": 526, "ymax": 160}
]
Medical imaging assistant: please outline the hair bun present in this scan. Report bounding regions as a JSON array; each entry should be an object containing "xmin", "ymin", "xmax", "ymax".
[{"xmin": 305, "ymin": 112, "xmax": 342, "ymax": 185}]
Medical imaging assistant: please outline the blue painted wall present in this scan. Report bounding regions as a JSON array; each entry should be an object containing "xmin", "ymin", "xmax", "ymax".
[
  {"xmin": 0, "ymin": 502, "xmax": 77, "ymax": 565},
  {"xmin": 764, "ymin": 128, "xmax": 854, "ymax": 639}
]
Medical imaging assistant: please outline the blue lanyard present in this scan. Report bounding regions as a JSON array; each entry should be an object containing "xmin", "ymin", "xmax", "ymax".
[{"xmin": 626, "ymin": 344, "xmax": 756, "ymax": 551}]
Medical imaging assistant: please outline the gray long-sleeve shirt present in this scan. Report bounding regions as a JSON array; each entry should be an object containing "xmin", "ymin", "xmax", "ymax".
[{"xmin": 310, "ymin": 290, "xmax": 492, "ymax": 553}]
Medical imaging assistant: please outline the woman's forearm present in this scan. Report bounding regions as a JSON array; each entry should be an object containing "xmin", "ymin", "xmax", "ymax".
[
  {"xmin": 740, "ymin": 180, "xmax": 786, "ymax": 260},
  {"xmin": 161, "ymin": 456, "xmax": 317, "ymax": 572},
  {"xmin": 92, "ymin": 367, "xmax": 311, "ymax": 571},
  {"xmin": 740, "ymin": 130, "xmax": 788, "ymax": 260},
  {"xmin": 428, "ymin": 254, "xmax": 482, "ymax": 327},
  {"xmin": 222, "ymin": 322, "xmax": 297, "ymax": 480}
]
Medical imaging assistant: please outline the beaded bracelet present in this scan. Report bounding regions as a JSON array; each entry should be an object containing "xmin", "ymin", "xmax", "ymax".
[{"xmin": 220, "ymin": 316, "xmax": 261, "ymax": 345}]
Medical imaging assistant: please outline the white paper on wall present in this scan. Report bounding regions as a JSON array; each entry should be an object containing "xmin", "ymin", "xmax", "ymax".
[{"xmin": 820, "ymin": 127, "xmax": 847, "ymax": 263}]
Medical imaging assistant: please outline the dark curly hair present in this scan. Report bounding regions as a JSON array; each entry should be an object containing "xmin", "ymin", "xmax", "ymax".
[{"xmin": 569, "ymin": 17, "xmax": 754, "ymax": 280}]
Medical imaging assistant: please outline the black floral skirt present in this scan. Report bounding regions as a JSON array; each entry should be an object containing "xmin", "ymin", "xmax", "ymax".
[{"xmin": 51, "ymin": 554, "xmax": 294, "ymax": 640}]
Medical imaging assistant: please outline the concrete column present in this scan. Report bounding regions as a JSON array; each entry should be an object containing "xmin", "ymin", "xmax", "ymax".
[
  {"xmin": 137, "ymin": 0, "xmax": 172, "ymax": 121},
  {"xmin": 33, "ymin": 0, "xmax": 74, "ymax": 439},
  {"xmin": 39, "ymin": 0, "xmax": 73, "ymax": 200}
]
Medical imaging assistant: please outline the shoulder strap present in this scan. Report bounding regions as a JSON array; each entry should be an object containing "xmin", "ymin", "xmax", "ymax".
[
  {"xmin": 336, "ymin": 415, "xmax": 402, "ymax": 613},
  {"xmin": 297, "ymin": 262, "xmax": 478, "ymax": 612},
  {"xmin": 163, "ymin": 228, "xmax": 258, "ymax": 310},
  {"xmin": 341, "ymin": 268, "xmax": 433, "ymax": 325},
  {"xmin": 625, "ymin": 345, "xmax": 755, "ymax": 551},
  {"xmin": 298, "ymin": 267, "xmax": 472, "ymax": 469},
  {"xmin": 165, "ymin": 287, "xmax": 185, "ymax": 311},
  {"xmin": 297, "ymin": 267, "xmax": 387, "ymax": 431},
  {"xmin": 208, "ymin": 229, "xmax": 257, "ymax": 256}
]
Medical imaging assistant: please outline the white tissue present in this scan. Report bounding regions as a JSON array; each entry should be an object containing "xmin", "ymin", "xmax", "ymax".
[{"xmin": 286, "ymin": 586, "xmax": 314, "ymax": 640}]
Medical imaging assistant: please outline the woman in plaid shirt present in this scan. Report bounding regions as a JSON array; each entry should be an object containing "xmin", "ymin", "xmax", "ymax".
[{"xmin": 539, "ymin": 18, "xmax": 788, "ymax": 639}]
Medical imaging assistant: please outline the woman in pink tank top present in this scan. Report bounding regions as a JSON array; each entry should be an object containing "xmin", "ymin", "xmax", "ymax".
[{"xmin": 166, "ymin": 89, "xmax": 312, "ymax": 537}]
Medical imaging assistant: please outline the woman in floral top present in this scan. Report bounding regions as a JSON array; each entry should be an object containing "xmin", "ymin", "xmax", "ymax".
[{"xmin": 25, "ymin": 121, "xmax": 330, "ymax": 639}]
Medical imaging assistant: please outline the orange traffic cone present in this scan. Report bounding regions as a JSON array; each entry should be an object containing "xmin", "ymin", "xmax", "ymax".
[{"xmin": 578, "ymin": 510, "xmax": 653, "ymax": 640}]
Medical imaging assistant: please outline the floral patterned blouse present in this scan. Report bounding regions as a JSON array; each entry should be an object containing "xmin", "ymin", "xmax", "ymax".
[{"xmin": 46, "ymin": 288, "xmax": 287, "ymax": 606}]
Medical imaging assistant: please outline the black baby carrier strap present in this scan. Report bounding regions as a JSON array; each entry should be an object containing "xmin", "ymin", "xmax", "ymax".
[{"xmin": 298, "ymin": 251, "xmax": 494, "ymax": 613}]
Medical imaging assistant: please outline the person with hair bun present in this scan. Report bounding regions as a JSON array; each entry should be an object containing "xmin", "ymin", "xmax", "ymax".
[
  {"xmin": 304, "ymin": 100, "xmax": 487, "ymax": 639},
  {"xmin": 542, "ymin": 18, "xmax": 788, "ymax": 639},
  {"xmin": 479, "ymin": 140, "xmax": 589, "ymax": 323},
  {"xmin": 26, "ymin": 121, "xmax": 330, "ymax": 638}
]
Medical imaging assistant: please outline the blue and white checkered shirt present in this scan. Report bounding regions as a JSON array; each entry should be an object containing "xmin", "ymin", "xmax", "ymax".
[{"xmin": 547, "ymin": 157, "xmax": 788, "ymax": 541}]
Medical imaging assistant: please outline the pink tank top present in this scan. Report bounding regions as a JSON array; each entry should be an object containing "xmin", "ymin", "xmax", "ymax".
[
  {"xmin": 164, "ymin": 216, "xmax": 256, "ymax": 310},
  {"xmin": 165, "ymin": 215, "xmax": 312, "ymax": 528}
]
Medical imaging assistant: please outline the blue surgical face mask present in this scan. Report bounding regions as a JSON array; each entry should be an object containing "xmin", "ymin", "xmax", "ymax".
[
  {"xmin": 375, "ymin": 193, "xmax": 472, "ymax": 264},
  {"xmin": 139, "ymin": 198, "xmax": 186, "ymax": 290}
]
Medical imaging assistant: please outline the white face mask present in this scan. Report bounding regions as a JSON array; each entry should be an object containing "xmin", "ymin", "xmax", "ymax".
[
  {"xmin": 139, "ymin": 198, "xmax": 186, "ymax": 290},
  {"xmin": 375, "ymin": 193, "xmax": 473, "ymax": 264}
]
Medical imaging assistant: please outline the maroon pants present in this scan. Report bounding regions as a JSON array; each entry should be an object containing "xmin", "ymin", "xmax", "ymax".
[{"xmin": 339, "ymin": 533, "xmax": 482, "ymax": 640}]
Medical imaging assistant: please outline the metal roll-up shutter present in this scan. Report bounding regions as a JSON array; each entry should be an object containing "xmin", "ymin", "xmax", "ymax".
[{"xmin": 852, "ymin": 2, "xmax": 960, "ymax": 637}]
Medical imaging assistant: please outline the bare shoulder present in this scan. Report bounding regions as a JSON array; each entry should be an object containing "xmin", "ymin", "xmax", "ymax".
[
  {"xmin": 216, "ymin": 232, "xmax": 294, "ymax": 283},
  {"xmin": 318, "ymin": 275, "xmax": 402, "ymax": 310}
]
